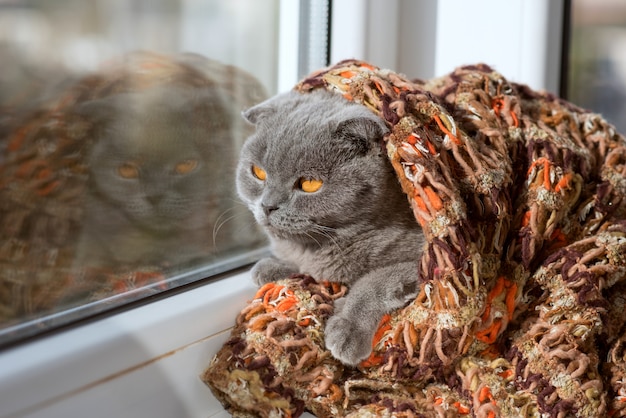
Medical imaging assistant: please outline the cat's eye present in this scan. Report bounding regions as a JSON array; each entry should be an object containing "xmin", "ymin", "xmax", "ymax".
[
  {"xmin": 299, "ymin": 178, "xmax": 323, "ymax": 193},
  {"xmin": 251, "ymin": 165, "xmax": 267, "ymax": 181},
  {"xmin": 117, "ymin": 162, "xmax": 140, "ymax": 179},
  {"xmin": 174, "ymin": 159, "xmax": 198, "ymax": 175}
]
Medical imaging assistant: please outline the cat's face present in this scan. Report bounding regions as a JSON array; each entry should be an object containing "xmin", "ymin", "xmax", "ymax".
[
  {"xmin": 85, "ymin": 86, "xmax": 235, "ymax": 233},
  {"xmin": 236, "ymin": 90, "xmax": 391, "ymax": 244}
]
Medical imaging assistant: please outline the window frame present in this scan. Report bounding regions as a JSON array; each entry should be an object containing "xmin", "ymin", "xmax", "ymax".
[
  {"xmin": 330, "ymin": 0, "xmax": 566, "ymax": 93},
  {"xmin": 0, "ymin": 1, "xmax": 566, "ymax": 417}
]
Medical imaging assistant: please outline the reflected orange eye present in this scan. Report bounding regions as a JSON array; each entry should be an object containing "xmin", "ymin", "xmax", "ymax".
[
  {"xmin": 174, "ymin": 159, "xmax": 198, "ymax": 175},
  {"xmin": 299, "ymin": 178, "xmax": 323, "ymax": 193},
  {"xmin": 252, "ymin": 165, "xmax": 267, "ymax": 181},
  {"xmin": 117, "ymin": 162, "xmax": 139, "ymax": 179}
]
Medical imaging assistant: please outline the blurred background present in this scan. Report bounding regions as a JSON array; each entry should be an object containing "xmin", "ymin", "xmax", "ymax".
[{"xmin": 568, "ymin": 0, "xmax": 626, "ymax": 133}]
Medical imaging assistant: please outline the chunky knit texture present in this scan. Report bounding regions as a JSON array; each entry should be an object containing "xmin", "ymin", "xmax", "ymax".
[{"xmin": 202, "ymin": 60, "xmax": 626, "ymax": 417}]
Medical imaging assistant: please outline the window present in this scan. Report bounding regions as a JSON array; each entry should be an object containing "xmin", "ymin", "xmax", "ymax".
[
  {"xmin": 0, "ymin": 0, "xmax": 313, "ymax": 348},
  {"xmin": 1, "ymin": 1, "xmax": 578, "ymax": 418},
  {"xmin": 567, "ymin": 0, "xmax": 626, "ymax": 132}
]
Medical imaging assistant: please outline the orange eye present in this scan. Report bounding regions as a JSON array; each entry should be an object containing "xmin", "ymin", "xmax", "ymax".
[
  {"xmin": 118, "ymin": 162, "xmax": 139, "ymax": 179},
  {"xmin": 252, "ymin": 165, "xmax": 267, "ymax": 181},
  {"xmin": 299, "ymin": 178, "xmax": 323, "ymax": 193},
  {"xmin": 174, "ymin": 159, "xmax": 198, "ymax": 175}
]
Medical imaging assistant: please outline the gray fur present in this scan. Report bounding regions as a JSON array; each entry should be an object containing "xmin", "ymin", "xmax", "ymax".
[
  {"xmin": 75, "ymin": 85, "xmax": 250, "ymax": 269},
  {"xmin": 237, "ymin": 89, "xmax": 424, "ymax": 366}
]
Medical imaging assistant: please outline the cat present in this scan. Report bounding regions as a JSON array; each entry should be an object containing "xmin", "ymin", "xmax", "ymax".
[
  {"xmin": 75, "ymin": 85, "xmax": 258, "ymax": 271},
  {"xmin": 236, "ymin": 89, "xmax": 425, "ymax": 366}
]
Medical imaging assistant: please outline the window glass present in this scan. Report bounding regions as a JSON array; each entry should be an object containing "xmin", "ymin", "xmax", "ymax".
[
  {"xmin": 0, "ymin": 0, "xmax": 284, "ymax": 347},
  {"xmin": 568, "ymin": 0, "xmax": 626, "ymax": 132}
]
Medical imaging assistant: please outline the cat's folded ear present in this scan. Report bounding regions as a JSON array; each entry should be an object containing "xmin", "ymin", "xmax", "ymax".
[
  {"xmin": 242, "ymin": 92, "xmax": 291, "ymax": 124},
  {"xmin": 242, "ymin": 102, "xmax": 273, "ymax": 125},
  {"xmin": 334, "ymin": 114, "xmax": 388, "ymax": 155},
  {"xmin": 72, "ymin": 95, "xmax": 127, "ymax": 128}
]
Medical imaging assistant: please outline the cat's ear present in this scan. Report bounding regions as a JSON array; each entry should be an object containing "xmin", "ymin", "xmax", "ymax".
[
  {"xmin": 334, "ymin": 115, "xmax": 388, "ymax": 154},
  {"xmin": 243, "ymin": 91, "xmax": 305, "ymax": 124},
  {"xmin": 242, "ymin": 101, "xmax": 276, "ymax": 125},
  {"xmin": 180, "ymin": 88, "xmax": 235, "ymax": 130},
  {"xmin": 242, "ymin": 91, "xmax": 298, "ymax": 124},
  {"xmin": 73, "ymin": 95, "xmax": 127, "ymax": 127}
]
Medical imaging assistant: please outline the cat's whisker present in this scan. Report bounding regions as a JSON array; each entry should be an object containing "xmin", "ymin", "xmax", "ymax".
[
  {"xmin": 315, "ymin": 224, "xmax": 337, "ymax": 234},
  {"xmin": 214, "ymin": 206, "xmax": 238, "ymax": 227},
  {"xmin": 212, "ymin": 208, "xmax": 241, "ymax": 247},
  {"xmin": 231, "ymin": 219, "xmax": 263, "ymax": 239},
  {"xmin": 312, "ymin": 223, "xmax": 338, "ymax": 237},
  {"xmin": 310, "ymin": 224, "xmax": 343, "ymax": 254},
  {"xmin": 303, "ymin": 231, "xmax": 324, "ymax": 250}
]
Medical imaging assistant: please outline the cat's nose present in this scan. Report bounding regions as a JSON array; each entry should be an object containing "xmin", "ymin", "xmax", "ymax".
[{"xmin": 262, "ymin": 204, "xmax": 279, "ymax": 216}]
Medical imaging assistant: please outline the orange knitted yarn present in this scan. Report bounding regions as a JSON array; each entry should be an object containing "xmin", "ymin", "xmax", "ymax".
[{"xmin": 203, "ymin": 60, "xmax": 626, "ymax": 417}]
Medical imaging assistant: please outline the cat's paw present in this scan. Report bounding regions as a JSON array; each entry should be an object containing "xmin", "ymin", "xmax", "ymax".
[
  {"xmin": 251, "ymin": 257, "xmax": 298, "ymax": 286},
  {"xmin": 324, "ymin": 315, "xmax": 373, "ymax": 366}
]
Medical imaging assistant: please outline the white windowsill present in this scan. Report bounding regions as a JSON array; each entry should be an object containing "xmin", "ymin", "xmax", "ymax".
[{"xmin": 0, "ymin": 270, "xmax": 260, "ymax": 418}]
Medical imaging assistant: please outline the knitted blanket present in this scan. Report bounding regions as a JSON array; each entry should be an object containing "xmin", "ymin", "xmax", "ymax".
[{"xmin": 202, "ymin": 60, "xmax": 626, "ymax": 417}]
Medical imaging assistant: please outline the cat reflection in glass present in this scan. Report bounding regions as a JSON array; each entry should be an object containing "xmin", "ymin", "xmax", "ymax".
[
  {"xmin": 76, "ymin": 85, "xmax": 252, "ymax": 270},
  {"xmin": 236, "ymin": 89, "xmax": 425, "ymax": 366}
]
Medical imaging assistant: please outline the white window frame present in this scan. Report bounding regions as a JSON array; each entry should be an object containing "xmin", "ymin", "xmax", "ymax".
[
  {"xmin": 331, "ymin": 0, "xmax": 565, "ymax": 93},
  {"xmin": 0, "ymin": 1, "xmax": 565, "ymax": 417}
]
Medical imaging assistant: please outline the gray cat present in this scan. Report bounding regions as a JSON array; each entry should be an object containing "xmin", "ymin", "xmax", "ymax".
[
  {"xmin": 75, "ymin": 85, "xmax": 252, "ymax": 270},
  {"xmin": 236, "ymin": 89, "xmax": 425, "ymax": 366}
]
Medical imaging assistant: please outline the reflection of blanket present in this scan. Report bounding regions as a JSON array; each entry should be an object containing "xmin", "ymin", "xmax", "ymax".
[
  {"xmin": 202, "ymin": 60, "xmax": 626, "ymax": 417},
  {"xmin": 0, "ymin": 52, "xmax": 266, "ymax": 331}
]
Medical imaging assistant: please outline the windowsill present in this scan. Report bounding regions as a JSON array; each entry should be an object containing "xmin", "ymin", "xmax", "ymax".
[{"xmin": 0, "ymin": 270, "xmax": 259, "ymax": 418}]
